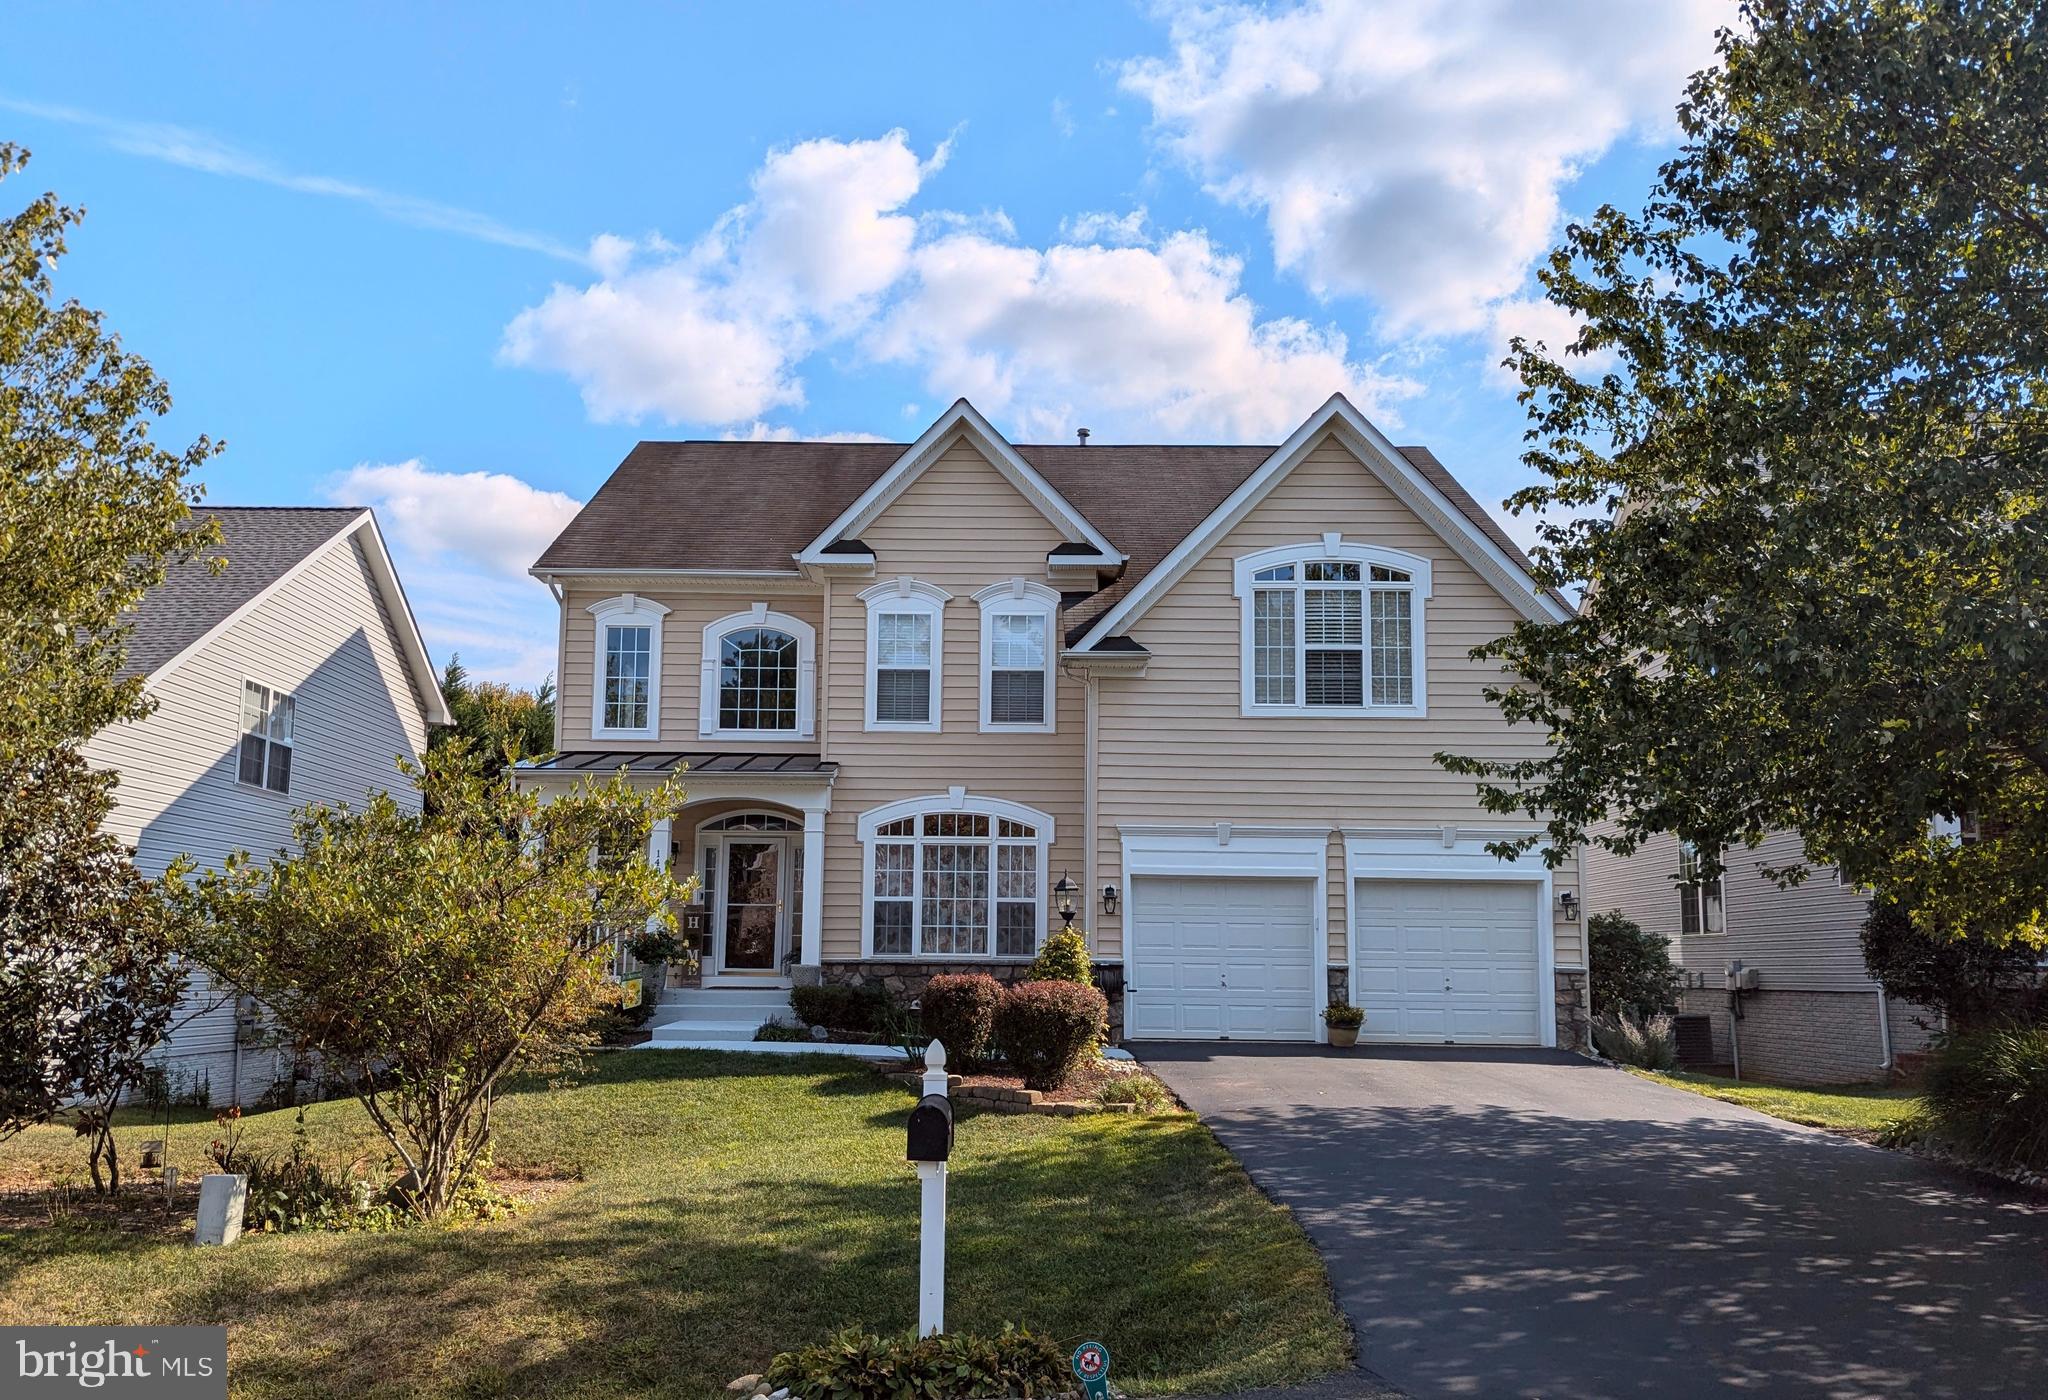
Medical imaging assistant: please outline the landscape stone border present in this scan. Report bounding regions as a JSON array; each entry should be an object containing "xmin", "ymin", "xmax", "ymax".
[{"xmin": 887, "ymin": 1072, "xmax": 1139, "ymax": 1116}]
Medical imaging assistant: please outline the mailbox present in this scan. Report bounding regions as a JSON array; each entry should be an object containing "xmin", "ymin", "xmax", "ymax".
[{"xmin": 906, "ymin": 1093, "xmax": 954, "ymax": 1162}]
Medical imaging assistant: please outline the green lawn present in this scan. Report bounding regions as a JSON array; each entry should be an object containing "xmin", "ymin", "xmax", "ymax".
[
  {"xmin": 1634, "ymin": 1068, "xmax": 1922, "ymax": 1134},
  {"xmin": 0, "ymin": 1051, "xmax": 1348, "ymax": 1398}
]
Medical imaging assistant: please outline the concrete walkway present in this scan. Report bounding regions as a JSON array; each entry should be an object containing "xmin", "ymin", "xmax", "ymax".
[{"xmin": 1138, "ymin": 1043, "xmax": 2048, "ymax": 1400}]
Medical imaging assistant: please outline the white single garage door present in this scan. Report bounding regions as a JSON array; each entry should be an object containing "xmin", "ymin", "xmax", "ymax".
[
  {"xmin": 1128, "ymin": 876, "xmax": 1318, "ymax": 1041},
  {"xmin": 1353, "ymin": 880, "xmax": 1542, "ymax": 1044}
]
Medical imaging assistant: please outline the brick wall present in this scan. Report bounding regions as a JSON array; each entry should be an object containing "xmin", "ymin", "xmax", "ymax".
[{"xmin": 1675, "ymin": 986, "xmax": 1937, "ymax": 1085}]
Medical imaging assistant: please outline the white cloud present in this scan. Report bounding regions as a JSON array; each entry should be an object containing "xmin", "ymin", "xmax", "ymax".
[
  {"xmin": 1051, "ymin": 98, "xmax": 1077, "ymax": 138},
  {"xmin": 1120, "ymin": 0, "xmax": 1721, "ymax": 336},
  {"xmin": 870, "ymin": 229, "xmax": 1419, "ymax": 442},
  {"xmin": 1061, "ymin": 208, "xmax": 1152, "ymax": 248},
  {"xmin": 331, "ymin": 461, "xmax": 581, "ymax": 684},
  {"xmin": 720, "ymin": 423, "xmax": 892, "ymax": 443},
  {"xmin": 500, "ymin": 131, "xmax": 940, "ymax": 425},
  {"xmin": 1484, "ymin": 295, "xmax": 1618, "ymax": 390}
]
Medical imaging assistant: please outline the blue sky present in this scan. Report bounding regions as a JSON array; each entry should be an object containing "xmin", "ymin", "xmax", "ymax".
[{"xmin": 2, "ymin": 2, "xmax": 1723, "ymax": 683}]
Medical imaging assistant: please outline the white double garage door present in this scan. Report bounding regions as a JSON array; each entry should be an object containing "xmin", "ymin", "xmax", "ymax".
[{"xmin": 1127, "ymin": 874, "xmax": 1545, "ymax": 1044}]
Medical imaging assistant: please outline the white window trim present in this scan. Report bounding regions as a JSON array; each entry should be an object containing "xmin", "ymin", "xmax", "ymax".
[
  {"xmin": 699, "ymin": 603, "xmax": 817, "ymax": 741},
  {"xmin": 588, "ymin": 594, "xmax": 670, "ymax": 740},
  {"xmin": 973, "ymin": 579, "xmax": 1060, "ymax": 734},
  {"xmin": 857, "ymin": 789, "xmax": 1055, "ymax": 960},
  {"xmin": 236, "ymin": 676, "xmax": 297, "ymax": 796},
  {"xmin": 1678, "ymin": 840, "xmax": 1729, "ymax": 936},
  {"xmin": 1232, "ymin": 537, "xmax": 1431, "ymax": 719},
  {"xmin": 860, "ymin": 579, "xmax": 951, "ymax": 734}
]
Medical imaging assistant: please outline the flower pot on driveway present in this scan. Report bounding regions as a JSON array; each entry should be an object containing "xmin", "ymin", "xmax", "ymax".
[{"xmin": 1327, "ymin": 1026, "xmax": 1360, "ymax": 1049}]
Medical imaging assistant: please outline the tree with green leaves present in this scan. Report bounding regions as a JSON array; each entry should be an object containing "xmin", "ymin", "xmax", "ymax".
[
  {"xmin": 180, "ymin": 745, "xmax": 685, "ymax": 1218},
  {"xmin": 1, "ymin": 142, "xmax": 221, "ymax": 762},
  {"xmin": 1, "ymin": 142, "xmax": 218, "ymax": 1176},
  {"xmin": 1441, "ymin": 1, "xmax": 2048, "ymax": 956},
  {"xmin": 0, "ymin": 749, "xmax": 190, "ymax": 1191},
  {"xmin": 431, "ymin": 655, "xmax": 556, "ymax": 781}
]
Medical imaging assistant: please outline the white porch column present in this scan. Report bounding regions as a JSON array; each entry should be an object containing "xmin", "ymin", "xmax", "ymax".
[{"xmin": 799, "ymin": 807, "xmax": 825, "ymax": 968}]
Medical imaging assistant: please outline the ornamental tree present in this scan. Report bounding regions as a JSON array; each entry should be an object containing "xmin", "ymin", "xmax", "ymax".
[
  {"xmin": 1440, "ymin": 1, "xmax": 2048, "ymax": 953},
  {"xmin": 0, "ymin": 142, "xmax": 221, "ymax": 764},
  {"xmin": 0, "ymin": 749, "xmax": 189, "ymax": 1191},
  {"xmin": 180, "ymin": 745, "xmax": 686, "ymax": 1218}
]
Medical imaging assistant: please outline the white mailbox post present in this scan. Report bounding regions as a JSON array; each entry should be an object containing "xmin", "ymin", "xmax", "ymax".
[{"xmin": 904, "ymin": 1039, "xmax": 954, "ymax": 1337}]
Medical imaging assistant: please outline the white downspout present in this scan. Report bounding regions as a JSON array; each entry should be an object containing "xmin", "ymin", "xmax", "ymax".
[{"xmin": 1877, "ymin": 986, "xmax": 1894, "ymax": 1071}]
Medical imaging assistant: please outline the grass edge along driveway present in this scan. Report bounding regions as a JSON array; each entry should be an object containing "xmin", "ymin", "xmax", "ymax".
[
  {"xmin": 1630, "ymin": 1068, "xmax": 1921, "ymax": 1135},
  {"xmin": 0, "ymin": 1051, "xmax": 1349, "ymax": 1398}
]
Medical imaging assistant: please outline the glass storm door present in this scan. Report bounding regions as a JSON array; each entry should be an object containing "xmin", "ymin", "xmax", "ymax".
[{"xmin": 720, "ymin": 839, "xmax": 784, "ymax": 971}]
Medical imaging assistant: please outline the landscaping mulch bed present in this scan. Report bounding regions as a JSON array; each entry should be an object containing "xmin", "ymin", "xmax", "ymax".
[{"xmin": 886, "ymin": 1054, "xmax": 1172, "ymax": 1116}]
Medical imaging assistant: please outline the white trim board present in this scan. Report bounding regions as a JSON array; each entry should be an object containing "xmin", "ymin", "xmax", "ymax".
[
  {"xmin": 794, "ymin": 399, "xmax": 1123, "ymax": 566},
  {"xmin": 1073, "ymin": 393, "xmax": 1572, "ymax": 651}
]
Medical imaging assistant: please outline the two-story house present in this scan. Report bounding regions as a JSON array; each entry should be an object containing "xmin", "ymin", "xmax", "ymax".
[
  {"xmin": 88, "ymin": 506, "xmax": 452, "ymax": 1103},
  {"xmin": 516, "ymin": 395, "xmax": 1587, "ymax": 1048}
]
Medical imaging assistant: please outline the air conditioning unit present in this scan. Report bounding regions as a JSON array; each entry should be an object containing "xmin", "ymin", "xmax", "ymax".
[{"xmin": 1724, "ymin": 962, "xmax": 1761, "ymax": 992}]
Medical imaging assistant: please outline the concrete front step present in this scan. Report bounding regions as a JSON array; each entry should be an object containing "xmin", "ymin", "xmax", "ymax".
[{"xmin": 646, "ymin": 1021, "xmax": 764, "ymax": 1044}]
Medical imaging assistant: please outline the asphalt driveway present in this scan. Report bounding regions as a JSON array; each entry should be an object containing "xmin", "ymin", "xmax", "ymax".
[{"xmin": 1137, "ymin": 1044, "xmax": 2048, "ymax": 1400}]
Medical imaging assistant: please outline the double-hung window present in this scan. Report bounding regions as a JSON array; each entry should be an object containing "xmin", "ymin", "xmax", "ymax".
[
  {"xmin": 860, "ymin": 580, "xmax": 949, "ymax": 732},
  {"xmin": 588, "ymin": 594, "xmax": 669, "ymax": 739},
  {"xmin": 973, "ymin": 580, "xmax": 1059, "ymax": 732},
  {"xmin": 1678, "ymin": 841, "xmax": 1727, "ymax": 936},
  {"xmin": 1235, "ymin": 542, "xmax": 1430, "ymax": 716},
  {"xmin": 862, "ymin": 796, "xmax": 1052, "ymax": 958},
  {"xmin": 238, "ymin": 680, "xmax": 294, "ymax": 794}
]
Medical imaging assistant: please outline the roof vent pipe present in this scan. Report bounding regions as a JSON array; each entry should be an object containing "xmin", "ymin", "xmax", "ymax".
[{"xmin": 1076, "ymin": 427, "xmax": 1091, "ymax": 446}]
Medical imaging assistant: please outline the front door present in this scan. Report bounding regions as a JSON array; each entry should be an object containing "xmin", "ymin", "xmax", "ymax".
[{"xmin": 719, "ymin": 838, "xmax": 785, "ymax": 972}]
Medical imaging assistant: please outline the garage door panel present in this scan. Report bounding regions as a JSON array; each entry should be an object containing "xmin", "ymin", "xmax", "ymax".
[
  {"xmin": 1132, "ymin": 876, "xmax": 1316, "ymax": 1041},
  {"xmin": 1353, "ymin": 880, "xmax": 1543, "ymax": 1046}
]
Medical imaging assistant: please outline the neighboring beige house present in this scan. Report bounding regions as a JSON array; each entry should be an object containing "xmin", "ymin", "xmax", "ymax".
[
  {"xmin": 1584, "ymin": 832, "xmax": 1936, "ymax": 1083},
  {"xmin": 86, "ymin": 506, "xmax": 451, "ymax": 1104},
  {"xmin": 517, "ymin": 395, "xmax": 1588, "ymax": 1049}
]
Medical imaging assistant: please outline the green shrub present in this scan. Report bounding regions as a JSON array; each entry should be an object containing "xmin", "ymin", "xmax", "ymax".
[
  {"xmin": 789, "ymin": 983, "xmax": 890, "ymax": 1034},
  {"xmin": 623, "ymin": 926, "xmax": 688, "ymax": 966},
  {"xmin": 1920, "ymin": 1022, "xmax": 2048, "ymax": 1172},
  {"xmin": 918, "ymin": 973, "xmax": 1002, "ymax": 1069},
  {"xmin": 1589, "ymin": 911, "xmax": 1682, "ymax": 1017},
  {"xmin": 764, "ymin": 1325, "xmax": 1067, "ymax": 1400},
  {"xmin": 1322, "ymin": 1002, "xmax": 1364, "ymax": 1029},
  {"xmin": 1028, "ymin": 928, "xmax": 1092, "ymax": 985},
  {"xmin": 1096, "ymin": 1070, "xmax": 1168, "ymax": 1110},
  {"xmin": 1859, "ymin": 896, "xmax": 2045, "ymax": 1027},
  {"xmin": 994, "ymin": 980, "xmax": 1107, "ymax": 1090},
  {"xmin": 241, "ymin": 1111, "xmax": 400, "ymax": 1234},
  {"xmin": 1591, "ymin": 1011, "xmax": 1677, "ymax": 1071},
  {"xmin": 754, "ymin": 1022, "xmax": 810, "ymax": 1042}
]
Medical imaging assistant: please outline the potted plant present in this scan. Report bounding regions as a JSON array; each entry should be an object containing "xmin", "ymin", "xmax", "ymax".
[{"xmin": 1322, "ymin": 1002, "xmax": 1366, "ymax": 1048}]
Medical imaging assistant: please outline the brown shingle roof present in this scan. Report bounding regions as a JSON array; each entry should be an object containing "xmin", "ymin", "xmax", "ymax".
[
  {"xmin": 531, "ymin": 437, "xmax": 1550, "ymax": 633},
  {"xmin": 122, "ymin": 507, "xmax": 366, "ymax": 677}
]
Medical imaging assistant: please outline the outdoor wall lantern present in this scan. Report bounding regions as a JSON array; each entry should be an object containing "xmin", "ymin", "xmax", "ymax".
[
  {"xmin": 1101, "ymin": 884, "xmax": 1120, "ymax": 917},
  {"xmin": 1054, "ymin": 871, "xmax": 1079, "ymax": 929},
  {"xmin": 1557, "ymin": 891, "xmax": 1580, "ymax": 922}
]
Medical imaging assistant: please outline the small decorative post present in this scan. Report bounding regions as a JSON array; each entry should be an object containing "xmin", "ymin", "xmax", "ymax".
[{"xmin": 905, "ymin": 1038, "xmax": 955, "ymax": 1337}]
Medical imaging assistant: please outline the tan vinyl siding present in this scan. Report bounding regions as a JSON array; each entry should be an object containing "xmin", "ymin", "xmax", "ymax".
[
  {"xmin": 1093, "ymin": 434, "xmax": 1581, "ymax": 968},
  {"xmin": 819, "ymin": 439, "xmax": 1085, "ymax": 962},
  {"xmin": 558, "ymin": 588, "xmax": 824, "ymax": 752},
  {"xmin": 1586, "ymin": 828, "xmax": 1880, "ymax": 992},
  {"xmin": 81, "ymin": 532, "xmax": 432, "ymax": 1084}
]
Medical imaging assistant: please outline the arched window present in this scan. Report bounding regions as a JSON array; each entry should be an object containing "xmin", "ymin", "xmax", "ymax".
[
  {"xmin": 858, "ymin": 792, "xmax": 1054, "ymax": 959},
  {"xmin": 1231, "ymin": 538, "xmax": 1431, "ymax": 717},
  {"xmin": 588, "ymin": 594, "xmax": 670, "ymax": 739},
  {"xmin": 699, "ymin": 605, "xmax": 816, "ymax": 739}
]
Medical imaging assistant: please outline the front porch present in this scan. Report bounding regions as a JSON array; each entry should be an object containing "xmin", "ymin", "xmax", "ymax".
[{"xmin": 511, "ymin": 749, "xmax": 837, "ymax": 990}]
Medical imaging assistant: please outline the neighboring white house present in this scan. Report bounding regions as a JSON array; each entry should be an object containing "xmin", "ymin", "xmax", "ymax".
[{"xmin": 84, "ymin": 506, "xmax": 451, "ymax": 1105}]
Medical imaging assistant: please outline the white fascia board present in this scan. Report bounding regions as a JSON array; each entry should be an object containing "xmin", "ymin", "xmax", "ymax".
[
  {"xmin": 793, "ymin": 399, "xmax": 1125, "ymax": 565},
  {"xmin": 1071, "ymin": 394, "xmax": 1570, "ymax": 651},
  {"xmin": 353, "ymin": 511, "xmax": 457, "ymax": 727}
]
